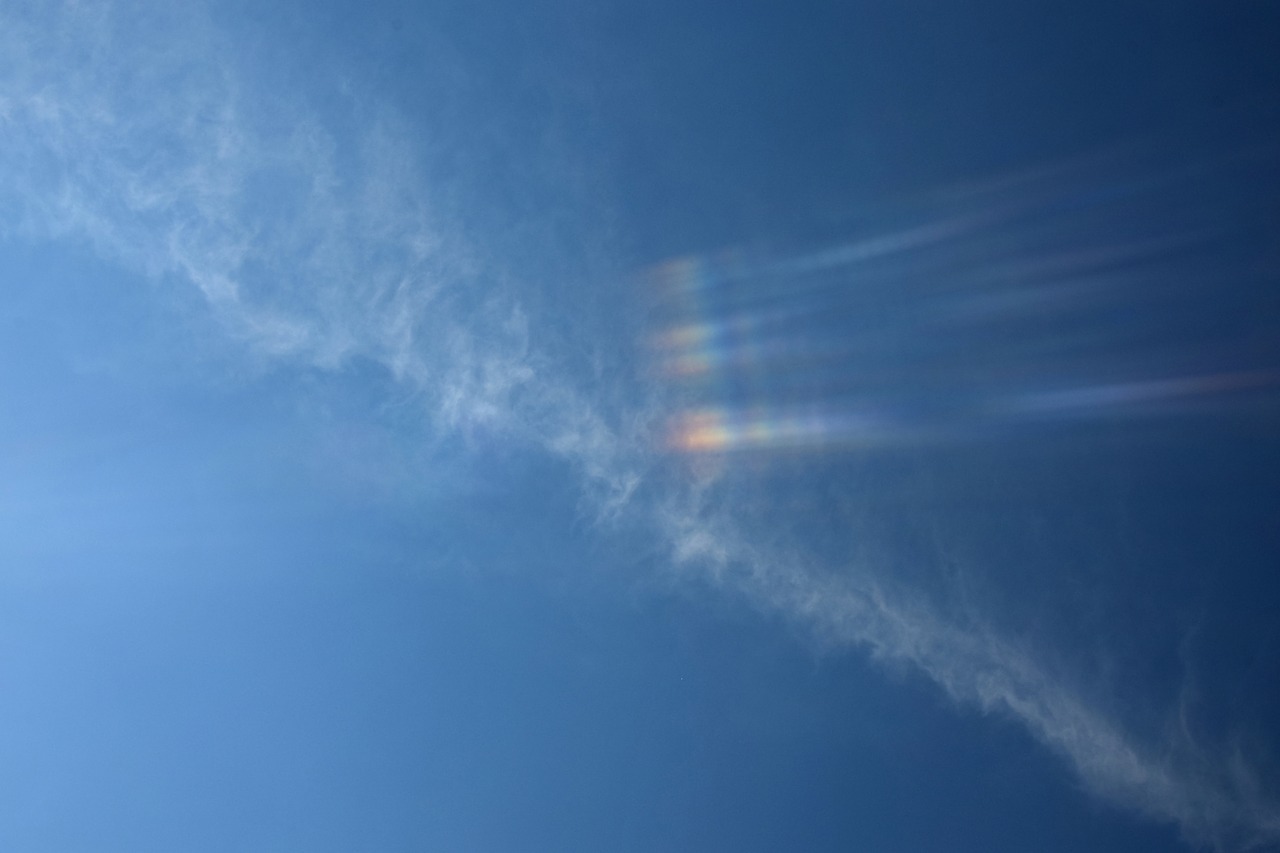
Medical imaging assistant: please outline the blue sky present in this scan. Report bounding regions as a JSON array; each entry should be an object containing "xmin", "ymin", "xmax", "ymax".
[{"xmin": 2, "ymin": 1, "xmax": 1280, "ymax": 851}]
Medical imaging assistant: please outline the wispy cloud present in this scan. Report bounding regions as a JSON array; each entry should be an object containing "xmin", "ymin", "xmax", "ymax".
[
  {"xmin": 0, "ymin": 0, "xmax": 646, "ymax": 507},
  {"xmin": 658, "ymin": 483, "xmax": 1280, "ymax": 850},
  {"xmin": 2, "ymin": 2, "xmax": 1277, "ymax": 849}
]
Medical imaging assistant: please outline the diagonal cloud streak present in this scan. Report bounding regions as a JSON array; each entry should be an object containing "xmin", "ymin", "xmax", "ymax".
[
  {"xmin": 660, "ymin": 488, "xmax": 1280, "ymax": 851},
  {"xmin": 1, "ymin": 2, "xmax": 1277, "ymax": 850},
  {"xmin": 0, "ymin": 0, "xmax": 645, "ymax": 513}
]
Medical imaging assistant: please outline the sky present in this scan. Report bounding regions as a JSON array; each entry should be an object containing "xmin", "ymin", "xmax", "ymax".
[{"xmin": 2, "ymin": 1, "xmax": 1280, "ymax": 851}]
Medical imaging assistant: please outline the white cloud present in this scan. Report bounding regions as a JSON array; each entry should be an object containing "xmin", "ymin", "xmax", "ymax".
[
  {"xmin": 657, "ymin": 482, "xmax": 1280, "ymax": 850},
  {"xmin": 0, "ymin": 0, "xmax": 645, "ymax": 500}
]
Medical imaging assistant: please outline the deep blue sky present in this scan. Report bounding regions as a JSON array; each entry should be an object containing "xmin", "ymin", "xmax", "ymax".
[{"xmin": 2, "ymin": 1, "xmax": 1279, "ymax": 851}]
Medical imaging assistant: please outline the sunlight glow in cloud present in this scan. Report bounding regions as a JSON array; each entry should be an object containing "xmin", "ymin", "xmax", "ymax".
[{"xmin": 645, "ymin": 157, "xmax": 1280, "ymax": 456}]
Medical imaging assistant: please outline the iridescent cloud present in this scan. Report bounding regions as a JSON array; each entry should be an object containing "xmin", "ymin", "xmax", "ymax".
[{"xmin": 643, "ymin": 151, "xmax": 1280, "ymax": 456}]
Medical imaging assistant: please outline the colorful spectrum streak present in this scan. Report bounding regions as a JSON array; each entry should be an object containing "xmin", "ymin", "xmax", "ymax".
[{"xmin": 643, "ymin": 152, "xmax": 1280, "ymax": 456}]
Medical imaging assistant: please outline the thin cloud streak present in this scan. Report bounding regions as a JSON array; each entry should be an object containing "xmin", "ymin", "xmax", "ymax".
[
  {"xmin": 0, "ymin": 0, "xmax": 645, "ymax": 511},
  {"xmin": 659, "ymin": 494, "xmax": 1280, "ymax": 851},
  {"xmin": 2, "ymin": 2, "xmax": 1276, "ymax": 849}
]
